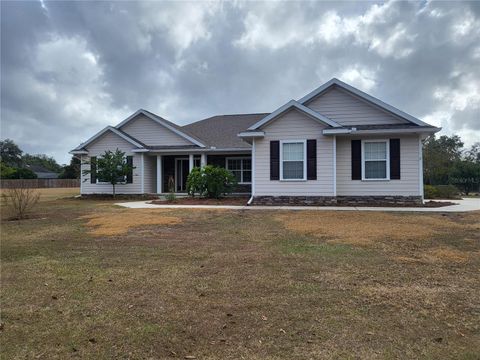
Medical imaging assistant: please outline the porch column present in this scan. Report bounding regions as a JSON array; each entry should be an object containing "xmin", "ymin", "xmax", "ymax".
[
  {"xmin": 189, "ymin": 154, "xmax": 194, "ymax": 172},
  {"xmin": 200, "ymin": 153, "xmax": 206, "ymax": 167},
  {"xmin": 156, "ymin": 155, "xmax": 162, "ymax": 194}
]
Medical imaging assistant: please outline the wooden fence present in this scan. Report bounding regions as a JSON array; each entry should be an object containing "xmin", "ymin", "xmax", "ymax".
[{"xmin": 0, "ymin": 179, "xmax": 80, "ymax": 189}]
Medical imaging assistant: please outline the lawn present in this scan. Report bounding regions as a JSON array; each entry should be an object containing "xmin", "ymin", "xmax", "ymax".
[{"xmin": 1, "ymin": 188, "xmax": 479, "ymax": 359}]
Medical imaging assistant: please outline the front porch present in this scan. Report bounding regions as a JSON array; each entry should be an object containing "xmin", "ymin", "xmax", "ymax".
[{"xmin": 141, "ymin": 152, "xmax": 252, "ymax": 194}]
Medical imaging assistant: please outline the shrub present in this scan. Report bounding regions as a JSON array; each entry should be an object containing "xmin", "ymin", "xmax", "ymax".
[
  {"xmin": 186, "ymin": 165, "xmax": 236, "ymax": 199},
  {"xmin": 1, "ymin": 180, "xmax": 40, "ymax": 219},
  {"xmin": 424, "ymin": 185, "xmax": 438, "ymax": 199},
  {"xmin": 424, "ymin": 184, "xmax": 461, "ymax": 199},
  {"xmin": 0, "ymin": 162, "xmax": 16, "ymax": 179},
  {"xmin": 12, "ymin": 168, "xmax": 38, "ymax": 179},
  {"xmin": 186, "ymin": 167, "xmax": 203, "ymax": 197},
  {"xmin": 1, "ymin": 166, "xmax": 37, "ymax": 179}
]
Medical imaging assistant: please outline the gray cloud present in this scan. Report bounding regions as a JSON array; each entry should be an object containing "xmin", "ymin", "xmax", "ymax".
[{"xmin": 1, "ymin": 0, "xmax": 479, "ymax": 164}]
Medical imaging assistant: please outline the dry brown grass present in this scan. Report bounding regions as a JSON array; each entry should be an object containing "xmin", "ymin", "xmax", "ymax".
[
  {"xmin": 2, "ymin": 199, "xmax": 479, "ymax": 359},
  {"xmin": 276, "ymin": 211, "xmax": 478, "ymax": 246},
  {"xmin": 81, "ymin": 209, "xmax": 181, "ymax": 236},
  {"xmin": 425, "ymin": 247, "xmax": 471, "ymax": 263}
]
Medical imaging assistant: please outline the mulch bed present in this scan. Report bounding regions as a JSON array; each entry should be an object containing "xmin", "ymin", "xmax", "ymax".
[
  {"xmin": 151, "ymin": 197, "xmax": 249, "ymax": 206},
  {"xmin": 151, "ymin": 198, "xmax": 457, "ymax": 208},
  {"xmin": 79, "ymin": 194, "xmax": 159, "ymax": 200}
]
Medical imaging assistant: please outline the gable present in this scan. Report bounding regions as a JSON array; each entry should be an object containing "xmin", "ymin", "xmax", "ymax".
[
  {"xmin": 85, "ymin": 131, "xmax": 136, "ymax": 155},
  {"xmin": 304, "ymin": 87, "xmax": 409, "ymax": 126},
  {"xmin": 261, "ymin": 108, "xmax": 328, "ymax": 135},
  {"xmin": 120, "ymin": 115, "xmax": 193, "ymax": 146}
]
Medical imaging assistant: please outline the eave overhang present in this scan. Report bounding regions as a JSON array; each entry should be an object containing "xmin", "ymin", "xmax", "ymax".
[{"xmin": 322, "ymin": 126, "xmax": 442, "ymax": 136}]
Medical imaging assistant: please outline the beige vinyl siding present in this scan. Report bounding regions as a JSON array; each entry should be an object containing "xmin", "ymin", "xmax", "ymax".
[
  {"xmin": 120, "ymin": 115, "xmax": 192, "ymax": 146},
  {"xmin": 254, "ymin": 109, "xmax": 334, "ymax": 196},
  {"xmin": 336, "ymin": 135, "xmax": 420, "ymax": 196},
  {"xmin": 80, "ymin": 131, "xmax": 142, "ymax": 194},
  {"xmin": 305, "ymin": 87, "xmax": 409, "ymax": 126},
  {"xmin": 143, "ymin": 155, "xmax": 157, "ymax": 193}
]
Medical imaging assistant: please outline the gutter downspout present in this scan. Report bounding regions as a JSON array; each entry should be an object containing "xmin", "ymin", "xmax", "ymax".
[
  {"xmin": 333, "ymin": 136, "xmax": 337, "ymax": 197},
  {"xmin": 247, "ymin": 138, "xmax": 255, "ymax": 205}
]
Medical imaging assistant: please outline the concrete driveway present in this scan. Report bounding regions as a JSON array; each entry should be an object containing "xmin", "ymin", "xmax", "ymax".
[{"xmin": 116, "ymin": 197, "xmax": 480, "ymax": 212}]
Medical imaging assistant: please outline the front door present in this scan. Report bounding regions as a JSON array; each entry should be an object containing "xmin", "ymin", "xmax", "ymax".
[{"xmin": 175, "ymin": 158, "xmax": 189, "ymax": 192}]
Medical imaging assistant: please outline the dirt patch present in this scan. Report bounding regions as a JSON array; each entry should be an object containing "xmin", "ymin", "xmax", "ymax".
[
  {"xmin": 151, "ymin": 197, "xmax": 248, "ymax": 206},
  {"xmin": 80, "ymin": 210, "xmax": 181, "ymax": 236},
  {"xmin": 276, "ymin": 211, "xmax": 475, "ymax": 246}
]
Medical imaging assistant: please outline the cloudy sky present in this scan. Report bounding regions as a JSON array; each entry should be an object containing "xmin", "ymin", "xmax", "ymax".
[{"xmin": 1, "ymin": 0, "xmax": 479, "ymax": 164}]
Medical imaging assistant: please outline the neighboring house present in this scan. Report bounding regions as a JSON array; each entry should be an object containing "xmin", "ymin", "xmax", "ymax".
[
  {"xmin": 71, "ymin": 78, "xmax": 440, "ymax": 205},
  {"xmin": 26, "ymin": 164, "xmax": 59, "ymax": 179}
]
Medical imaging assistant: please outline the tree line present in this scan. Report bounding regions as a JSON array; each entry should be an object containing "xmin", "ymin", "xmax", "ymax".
[
  {"xmin": 0, "ymin": 139, "xmax": 80, "ymax": 179},
  {"xmin": 423, "ymin": 135, "xmax": 479, "ymax": 195}
]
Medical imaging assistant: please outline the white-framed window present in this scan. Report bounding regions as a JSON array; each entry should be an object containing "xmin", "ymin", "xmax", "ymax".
[
  {"xmin": 95, "ymin": 158, "xmax": 128, "ymax": 184},
  {"xmin": 97, "ymin": 170, "xmax": 127, "ymax": 184},
  {"xmin": 280, "ymin": 140, "xmax": 306, "ymax": 181},
  {"xmin": 226, "ymin": 157, "xmax": 252, "ymax": 184},
  {"xmin": 362, "ymin": 140, "xmax": 390, "ymax": 180}
]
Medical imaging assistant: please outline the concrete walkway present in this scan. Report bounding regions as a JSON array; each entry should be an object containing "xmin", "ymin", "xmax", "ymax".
[{"xmin": 116, "ymin": 198, "xmax": 480, "ymax": 212}]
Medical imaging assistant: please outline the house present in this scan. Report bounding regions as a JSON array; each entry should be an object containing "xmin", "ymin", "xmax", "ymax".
[
  {"xmin": 70, "ymin": 78, "xmax": 440, "ymax": 205},
  {"xmin": 26, "ymin": 164, "xmax": 59, "ymax": 179}
]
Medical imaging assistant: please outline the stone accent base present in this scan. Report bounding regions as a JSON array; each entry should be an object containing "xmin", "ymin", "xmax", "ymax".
[
  {"xmin": 252, "ymin": 196, "xmax": 337, "ymax": 206},
  {"xmin": 252, "ymin": 195, "xmax": 422, "ymax": 206},
  {"xmin": 336, "ymin": 196, "xmax": 422, "ymax": 206}
]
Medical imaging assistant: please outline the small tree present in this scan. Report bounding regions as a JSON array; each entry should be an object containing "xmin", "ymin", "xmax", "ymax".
[
  {"xmin": 1, "ymin": 180, "xmax": 40, "ymax": 220},
  {"xmin": 82, "ymin": 149, "xmax": 135, "ymax": 198},
  {"xmin": 186, "ymin": 165, "xmax": 236, "ymax": 199}
]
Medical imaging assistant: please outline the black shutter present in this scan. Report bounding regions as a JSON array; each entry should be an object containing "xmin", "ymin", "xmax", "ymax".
[
  {"xmin": 270, "ymin": 140, "xmax": 280, "ymax": 180},
  {"xmin": 90, "ymin": 156, "xmax": 97, "ymax": 184},
  {"xmin": 351, "ymin": 140, "xmax": 361, "ymax": 180},
  {"xmin": 307, "ymin": 139, "xmax": 317, "ymax": 180},
  {"xmin": 390, "ymin": 139, "xmax": 400, "ymax": 180},
  {"xmin": 126, "ymin": 156, "xmax": 133, "ymax": 183}
]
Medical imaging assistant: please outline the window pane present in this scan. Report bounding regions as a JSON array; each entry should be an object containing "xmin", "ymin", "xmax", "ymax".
[
  {"xmin": 243, "ymin": 170, "xmax": 251, "ymax": 183},
  {"xmin": 283, "ymin": 161, "xmax": 304, "ymax": 179},
  {"xmin": 365, "ymin": 142, "xmax": 387, "ymax": 160},
  {"xmin": 243, "ymin": 158, "xmax": 251, "ymax": 170},
  {"xmin": 227, "ymin": 159, "xmax": 241, "ymax": 171},
  {"xmin": 365, "ymin": 161, "xmax": 387, "ymax": 179},
  {"xmin": 231, "ymin": 170, "xmax": 241, "ymax": 182},
  {"xmin": 283, "ymin": 142, "xmax": 304, "ymax": 161}
]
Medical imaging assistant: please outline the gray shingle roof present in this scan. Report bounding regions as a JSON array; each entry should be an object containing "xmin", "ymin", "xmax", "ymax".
[
  {"xmin": 182, "ymin": 113, "xmax": 269, "ymax": 149},
  {"xmin": 351, "ymin": 124, "xmax": 433, "ymax": 130}
]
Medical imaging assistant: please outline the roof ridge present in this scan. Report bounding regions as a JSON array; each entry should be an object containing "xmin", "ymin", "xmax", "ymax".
[{"xmin": 182, "ymin": 112, "xmax": 270, "ymax": 128}]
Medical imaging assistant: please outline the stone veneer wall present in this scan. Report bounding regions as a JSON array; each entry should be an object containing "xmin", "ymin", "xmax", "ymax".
[{"xmin": 252, "ymin": 195, "xmax": 422, "ymax": 206}]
